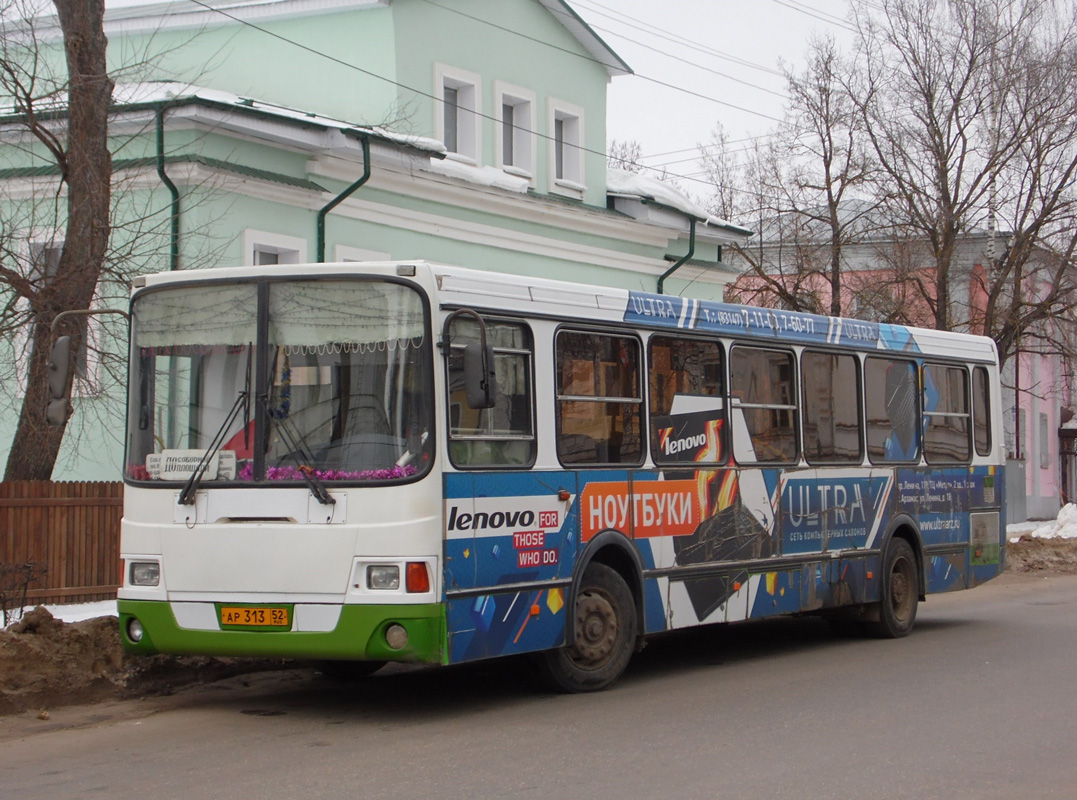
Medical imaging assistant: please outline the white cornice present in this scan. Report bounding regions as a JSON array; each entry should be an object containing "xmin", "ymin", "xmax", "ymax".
[{"xmin": 307, "ymin": 155, "xmax": 675, "ymax": 249}]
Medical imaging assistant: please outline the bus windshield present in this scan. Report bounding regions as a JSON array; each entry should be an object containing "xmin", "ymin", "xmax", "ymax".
[{"xmin": 125, "ymin": 279, "xmax": 432, "ymax": 485}]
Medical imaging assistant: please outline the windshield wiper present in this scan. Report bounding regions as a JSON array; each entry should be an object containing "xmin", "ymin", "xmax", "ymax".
[
  {"xmin": 178, "ymin": 348, "xmax": 252, "ymax": 506},
  {"xmin": 178, "ymin": 389, "xmax": 248, "ymax": 505},
  {"xmin": 262, "ymin": 400, "xmax": 335, "ymax": 506}
]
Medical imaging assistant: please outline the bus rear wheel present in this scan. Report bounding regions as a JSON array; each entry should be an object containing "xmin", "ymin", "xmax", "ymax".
[
  {"xmin": 866, "ymin": 537, "xmax": 919, "ymax": 638},
  {"xmin": 539, "ymin": 563, "xmax": 637, "ymax": 692}
]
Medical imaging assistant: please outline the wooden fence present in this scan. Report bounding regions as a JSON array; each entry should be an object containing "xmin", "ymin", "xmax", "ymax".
[{"xmin": 0, "ymin": 481, "xmax": 123, "ymax": 606}]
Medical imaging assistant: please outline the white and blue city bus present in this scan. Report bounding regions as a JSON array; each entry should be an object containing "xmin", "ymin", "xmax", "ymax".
[{"xmin": 111, "ymin": 261, "xmax": 1004, "ymax": 691}]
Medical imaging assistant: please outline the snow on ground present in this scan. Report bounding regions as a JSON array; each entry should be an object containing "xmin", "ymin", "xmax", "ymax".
[
  {"xmin": 8, "ymin": 505, "xmax": 1076, "ymax": 624},
  {"xmin": 5, "ymin": 599, "xmax": 117, "ymax": 627},
  {"xmin": 1008, "ymin": 503, "xmax": 1077, "ymax": 542}
]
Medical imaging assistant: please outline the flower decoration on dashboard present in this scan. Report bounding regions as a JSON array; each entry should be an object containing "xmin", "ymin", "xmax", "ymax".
[{"xmin": 236, "ymin": 463, "xmax": 417, "ymax": 482}]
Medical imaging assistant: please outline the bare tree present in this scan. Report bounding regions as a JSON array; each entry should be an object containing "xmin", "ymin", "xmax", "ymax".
[
  {"xmin": 717, "ymin": 36, "xmax": 875, "ymax": 317},
  {"xmin": 607, "ymin": 138, "xmax": 644, "ymax": 173},
  {"xmin": 851, "ymin": 0, "xmax": 1077, "ymax": 365},
  {"xmin": 698, "ymin": 122, "xmax": 741, "ymax": 223},
  {"xmin": 0, "ymin": 0, "xmax": 113, "ymax": 480}
]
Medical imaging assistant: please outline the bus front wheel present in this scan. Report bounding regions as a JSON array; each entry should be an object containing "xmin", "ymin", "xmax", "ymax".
[
  {"xmin": 867, "ymin": 537, "xmax": 919, "ymax": 638},
  {"xmin": 540, "ymin": 562, "xmax": 637, "ymax": 692}
]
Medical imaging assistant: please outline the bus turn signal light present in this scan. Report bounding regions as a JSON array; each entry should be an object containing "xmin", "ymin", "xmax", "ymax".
[{"xmin": 406, "ymin": 562, "xmax": 430, "ymax": 593}]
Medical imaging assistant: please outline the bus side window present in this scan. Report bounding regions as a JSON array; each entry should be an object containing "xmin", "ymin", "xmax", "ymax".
[
  {"xmin": 556, "ymin": 330, "xmax": 643, "ymax": 466},
  {"xmin": 865, "ymin": 357, "xmax": 920, "ymax": 463},
  {"xmin": 446, "ymin": 317, "xmax": 535, "ymax": 468},
  {"xmin": 973, "ymin": 366, "xmax": 992, "ymax": 457},
  {"xmin": 648, "ymin": 335, "xmax": 725, "ymax": 465},
  {"xmin": 801, "ymin": 350, "xmax": 862, "ymax": 464},
  {"xmin": 923, "ymin": 363, "xmax": 971, "ymax": 464},
  {"xmin": 729, "ymin": 346, "xmax": 798, "ymax": 464}
]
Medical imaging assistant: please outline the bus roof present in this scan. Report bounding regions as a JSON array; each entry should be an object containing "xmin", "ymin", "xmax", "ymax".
[{"xmin": 134, "ymin": 261, "xmax": 1000, "ymax": 364}]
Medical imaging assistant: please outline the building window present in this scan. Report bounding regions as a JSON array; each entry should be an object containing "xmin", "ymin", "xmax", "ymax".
[
  {"xmin": 435, "ymin": 64, "xmax": 481, "ymax": 163},
  {"xmin": 1040, "ymin": 412, "xmax": 1050, "ymax": 469},
  {"xmin": 242, "ymin": 230, "xmax": 306, "ymax": 267},
  {"xmin": 334, "ymin": 245, "xmax": 391, "ymax": 262},
  {"xmin": 548, "ymin": 98, "xmax": 584, "ymax": 196},
  {"xmin": 16, "ymin": 240, "xmax": 99, "ymax": 392},
  {"xmin": 495, "ymin": 82, "xmax": 535, "ymax": 178}
]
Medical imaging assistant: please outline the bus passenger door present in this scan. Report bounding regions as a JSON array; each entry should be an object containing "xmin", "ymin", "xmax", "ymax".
[{"xmin": 445, "ymin": 471, "xmax": 578, "ymax": 664}]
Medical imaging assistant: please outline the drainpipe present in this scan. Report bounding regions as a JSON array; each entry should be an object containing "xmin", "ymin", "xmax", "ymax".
[
  {"xmin": 317, "ymin": 134, "xmax": 371, "ymax": 262},
  {"xmin": 155, "ymin": 106, "xmax": 180, "ymax": 271},
  {"xmin": 657, "ymin": 216, "xmax": 696, "ymax": 295}
]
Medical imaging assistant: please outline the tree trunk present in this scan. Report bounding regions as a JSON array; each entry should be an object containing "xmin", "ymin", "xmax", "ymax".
[{"xmin": 4, "ymin": 0, "xmax": 113, "ymax": 481}]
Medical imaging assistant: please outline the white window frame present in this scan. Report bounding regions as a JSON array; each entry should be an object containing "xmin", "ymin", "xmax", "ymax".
[
  {"xmin": 494, "ymin": 81, "xmax": 536, "ymax": 181},
  {"xmin": 434, "ymin": 63, "xmax": 482, "ymax": 164},
  {"xmin": 15, "ymin": 237, "xmax": 102, "ymax": 396},
  {"xmin": 547, "ymin": 98, "xmax": 585, "ymax": 198},
  {"xmin": 334, "ymin": 244, "xmax": 391, "ymax": 262},
  {"xmin": 242, "ymin": 229, "xmax": 306, "ymax": 267}
]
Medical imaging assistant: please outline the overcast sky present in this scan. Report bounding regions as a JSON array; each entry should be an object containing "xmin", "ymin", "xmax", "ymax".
[{"xmin": 571, "ymin": 0, "xmax": 856, "ymax": 188}]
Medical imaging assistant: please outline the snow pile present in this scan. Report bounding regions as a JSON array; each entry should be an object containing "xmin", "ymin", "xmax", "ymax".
[{"xmin": 1008, "ymin": 503, "xmax": 1077, "ymax": 542}]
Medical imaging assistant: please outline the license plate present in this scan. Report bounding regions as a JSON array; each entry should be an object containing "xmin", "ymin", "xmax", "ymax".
[{"xmin": 219, "ymin": 606, "xmax": 290, "ymax": 628}]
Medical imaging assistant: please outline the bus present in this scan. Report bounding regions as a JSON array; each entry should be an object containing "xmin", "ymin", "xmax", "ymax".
[{"xmin": 109, "ymin": 261, "xmax": 1005, "ymax": 691}]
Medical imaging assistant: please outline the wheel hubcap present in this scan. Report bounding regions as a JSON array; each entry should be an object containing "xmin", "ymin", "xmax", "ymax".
[
  {"xmin": 570, "ymin": 589, "xmax": 618, "ymax": 667},
  {"xmin": 890, "ymin": 557, "xmax": 914, "ymax": 622}
]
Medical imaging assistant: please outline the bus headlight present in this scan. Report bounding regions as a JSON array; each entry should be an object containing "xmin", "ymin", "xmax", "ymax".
[
  {"xmin": 367, "ymin": 565, "xmax": 400, "ymax": 590},
  {"xmin": 129, "ymin": 561, "xmax": 160, "ymax": 587}
]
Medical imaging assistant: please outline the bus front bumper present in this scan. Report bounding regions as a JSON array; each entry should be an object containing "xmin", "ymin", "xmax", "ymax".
[{"xmin": 118, "ymin": 600, "xmax": 446, "ymax": 664}]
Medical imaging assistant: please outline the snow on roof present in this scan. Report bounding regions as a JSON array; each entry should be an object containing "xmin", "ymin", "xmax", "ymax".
[
  {"xmin": 422, "ymin": 157, "xmax": 530, "ymax": 193},
  {"xmin": 607, "ymin": 167, "xmax": 749, "ymax": 233},
  {"xmin": 113, "ymin": 82, "xmax": 447, "ymax": 155}
]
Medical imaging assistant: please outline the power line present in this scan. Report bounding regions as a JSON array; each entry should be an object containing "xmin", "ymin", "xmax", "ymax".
[
  {"xmin": 182, "ymin": 0, "xmax": 746, "ymax": 189},
  {"xmin": 771, "ymin": 0, "xmax": 858, "ymax": 32},
  {"xmin": 417, "ymin": 0, "xmax": 783, "ymax": 122},
  {"xmin": 581, "ymin": 21, "xmax": 788, "ymax": 99},
  {"xmin": 571, "ymin": 0, "xmax": 786, "ymax": 78}
]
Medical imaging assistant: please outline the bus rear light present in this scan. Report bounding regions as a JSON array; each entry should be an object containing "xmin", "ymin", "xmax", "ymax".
[{"xmin": 406, "ymin": 562, "xmax": 430, "ymax": 593}]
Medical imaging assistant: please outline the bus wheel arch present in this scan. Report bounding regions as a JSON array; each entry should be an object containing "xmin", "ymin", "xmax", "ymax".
[
  {"xmin": 569, "ymin": 531, "xmax": 645, "ymax": 648},
  {"xmin": 538, "ymin": 531, "xmax": 643, "ymax": 692},
  {"xmin": 880, "ymin": 516, "xmax": 926, "ymax": 599},
  {"xmin": 868, "ymin": 520, "xmax": 923, "ymax": 638}
]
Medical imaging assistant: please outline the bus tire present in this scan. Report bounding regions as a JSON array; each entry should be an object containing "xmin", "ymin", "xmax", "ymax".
[
  {"xmin": 539, "ymin": 562, "xmax": 637, "ymax": 693},
  {"xmin": 315, "ymin": 660, "xmax": 385, "ymax": 680},
  {"xmin": 866, "ymin": 537, "xmax": 918, "ymax": 639}
]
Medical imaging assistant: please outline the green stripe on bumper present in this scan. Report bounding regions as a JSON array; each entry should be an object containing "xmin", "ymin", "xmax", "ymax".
[{"xmin": 118, "ymin": 600, "xmax": 446, "ymax": 664}]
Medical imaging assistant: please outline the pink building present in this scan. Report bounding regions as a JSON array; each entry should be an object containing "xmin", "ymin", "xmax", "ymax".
[{"xmin": 727, "ymin": 209, "xmax": 1074, "ymax": 522}]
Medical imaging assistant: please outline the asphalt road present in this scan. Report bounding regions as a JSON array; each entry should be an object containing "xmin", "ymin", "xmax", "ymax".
[{"xmin": 2, "ymin": 572, "xmax": 1075, "ymax": 800}]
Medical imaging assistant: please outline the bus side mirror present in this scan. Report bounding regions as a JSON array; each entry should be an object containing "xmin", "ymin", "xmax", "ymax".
[
  {"xmin": 46, "ymin": 335, "xmax": 72, "ymax": 426},
  {"xmin": 463, "ymin": 341, "xmax": 496, "ymax": 409}
]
